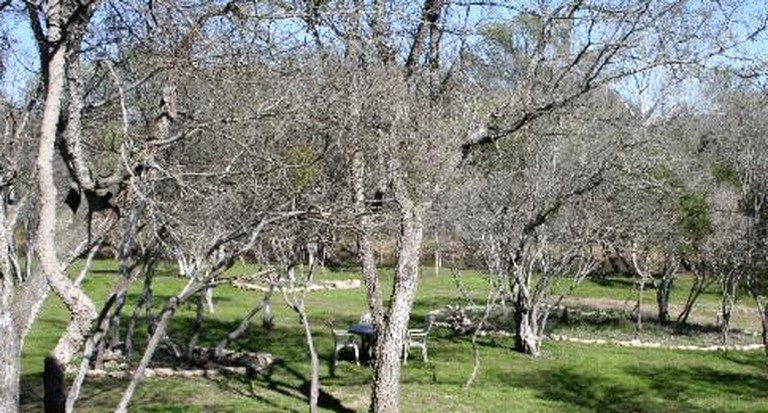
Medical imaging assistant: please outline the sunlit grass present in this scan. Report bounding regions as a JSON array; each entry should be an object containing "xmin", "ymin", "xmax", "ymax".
[{"xmin": 19, "ymin": 261, "xmax": 768, "ymax": 412}]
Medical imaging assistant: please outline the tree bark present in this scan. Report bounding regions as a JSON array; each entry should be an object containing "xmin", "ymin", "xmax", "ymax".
[
  {"xmin": 512, "ymin": 280, "xmax": 540, "ymax": 356},
  {"xmin": 369, "ymin": 194, "xmax": 424, "ymax": 413},
  {"xmin": 676, "ymin": 263, "xmax": 711, "ymax": 325},
  {"xmin": 0, "ymin": 310, "xmax": 21, "ymax": 413},
  {"xmin": 655, "ymin": 257, "xmax": 678, "ymax": 325},
  {"xmin": 0, "ymin": 182, "xmax": 21, "ymax": 413},
  {"xmin": 125, "ymin": 257, "xmax": 158, "ymax": 356},
  {"xmin": 298, "ymin": 305, "xmax": 320, "ymax": 413},
  {"xmin": 352, "ymin": 151, "xmax": 384, "ymax": 323},
  {"xmin": 635, "ymin": 274, "xmax": 646, "ymax": 339},
  {"xmin": 656, "ymin": 279, "xmax": 672, "ymax": 325},
  {"xmin": 761, "ymin": 302, "xmax": 768, "ymax": 368},
  {"xmin": 33, "ymin": 2, "xmax": 94, "ymax": 411},
  {"xmin": 186, "ymin": 290, "xmax": 206, "ymax": 359},
  {"xmin": 720, "ymin": 269, "xmax": 738, "ymax": 345},
  {"xmin": 215, "ymin": 301, "xmax": 264, "ymax": 358}
]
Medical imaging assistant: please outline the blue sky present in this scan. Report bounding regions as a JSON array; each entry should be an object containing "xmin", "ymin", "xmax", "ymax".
[
  {"xmin": 1, "ymin": 8, "xmax": 36, "ymax": 104},
  {"xmin": 3, "ymin": 0, "xmax": 768, "ymax": 109}
]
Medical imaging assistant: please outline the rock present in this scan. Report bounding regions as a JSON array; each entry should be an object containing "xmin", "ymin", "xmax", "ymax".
[
  {"xmin": 86, "ymin": 369, "xmax": 108, "ymax": 378},
  {"xmin": 154, "ymin": 368, "xmax": 176, "ymax": 377}
]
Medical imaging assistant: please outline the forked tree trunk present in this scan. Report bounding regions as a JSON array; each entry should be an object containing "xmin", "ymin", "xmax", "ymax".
[
  {"xmin": 656, "ymin": 279, "xmax": 672, "ymax": 325},
  {"xmin": 655, "ymin": 258, "xmax": 678, "ymax": 325},
  {"xmin": 352, "ymin": 150, "xmax": 427, "ymax": 413},
  {"xmin": 676, "ymin": 264, "xmax": 711, "ymax": 325}
]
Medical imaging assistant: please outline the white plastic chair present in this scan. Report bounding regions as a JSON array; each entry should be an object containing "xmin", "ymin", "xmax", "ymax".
[
  {"xmin": 327, "ymin": 322, "xmax": 359, "ymax": 366},
  {"xmin": 403, "ymin": 314, "xmax": 434, "ymax": 365}
]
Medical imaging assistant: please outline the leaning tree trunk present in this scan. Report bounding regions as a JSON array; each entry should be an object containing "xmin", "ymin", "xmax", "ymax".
[
  {"xmin": 115, "ymin": 280, "xmax": 195, "ymax": 413},
  {"xmin": 297, "ymin": 304, "xmax": 320, "ymax": 413},
  {"xmin": 34, "ymin": 3, "xmax": 98, "ymax": 411},
  {"xmin": 125, "ymin": 263, "xmax": 157, "ymax": 356},
  {"xmin": 36, "ymin": 4, "xmax": 68, "ymax": 411}
]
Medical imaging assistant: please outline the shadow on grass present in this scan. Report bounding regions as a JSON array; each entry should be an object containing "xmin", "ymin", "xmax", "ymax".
[
  {"xmin": 504, "ymin": 358, "xmax": 768, "ymax": 413},
  {"xmin": 630, "ymin": 363, "xmax": 768, "ymax": 399},
  {"xmin": 210, "ymin": 359, "xmax": 358, "ymax": 413},
  {"xmin": 523, "ymin": 368, "xmax": 656, "ymax": 413},
  {"xmin": 588, "ymin": 275, "xmax": 637, "ymax": 289}
]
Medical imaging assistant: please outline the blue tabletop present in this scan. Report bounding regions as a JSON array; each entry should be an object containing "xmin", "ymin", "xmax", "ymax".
[{"xmin": 348, "ymin": 323, "xmax": 375, "ymax": 335}]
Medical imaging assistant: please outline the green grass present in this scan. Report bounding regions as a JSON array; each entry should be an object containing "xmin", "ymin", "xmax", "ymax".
[{"xmin": 19, "ymin": 262, "xmax": 768, "ymax": 412}]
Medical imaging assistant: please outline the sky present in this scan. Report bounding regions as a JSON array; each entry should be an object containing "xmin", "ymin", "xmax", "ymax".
[
  {"xmin": 1, "ymin": 8, "xmax": 37, "ymax": 104},
  {"xmin": 3, "ymin": 0, "xmax": 768, "ymax": 109}
]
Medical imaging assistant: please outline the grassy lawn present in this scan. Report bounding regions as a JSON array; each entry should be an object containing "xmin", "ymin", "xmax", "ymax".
[{"xmin": 19, "ymin": 262, "xmax": 768, "ymax": 412}]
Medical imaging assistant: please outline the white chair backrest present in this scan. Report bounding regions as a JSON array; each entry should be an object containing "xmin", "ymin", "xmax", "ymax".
[
  {"xmin": 424, "ymin": 314, "xmax": 435, "ymax": 331},
  {"xmin": 359, "ymin": 312, "xmax": 372, "ymax": 324}
]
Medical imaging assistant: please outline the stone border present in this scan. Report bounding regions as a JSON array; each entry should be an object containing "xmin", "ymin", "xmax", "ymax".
[
  {"xmin": 86, "ymin": 365, "xmax": 251, "ymax": 379},
  {"xmin": 547, "ymin": 334, "xmax": 764, "ymax": 352},
  {"xmin": 84, "ymin": 349, "xmax": 273, "ymax": 380},
  {"xmin": 232, "ymin": 279, "xmax": 361, "ymax": 292},
  {"xmin": 431, "ymin": 306, "xmax": 764, "ymax": 352}
]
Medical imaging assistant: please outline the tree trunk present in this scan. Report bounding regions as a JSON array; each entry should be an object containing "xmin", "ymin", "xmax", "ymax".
[
  {"xmin": 370, "ymin": 196, "xmax": 424, "ymax": 413},
  {"xmin": 434, "ymin": 231, "xmax": 441, "ymax": 278},
  {"xmin": 352, "ymin": 151, "xmax": 384, "ymax": 322},
  {"xmin": 125, "ymin": 259, "xmax": 157, "ymax": 356},
  {"xmin": 761, "ymin": 302, "xmax": 768, "ymax": 368},
  {"xmin": 720, "ymin": 270, "xmax": 738, "ymax": 345},
  {"xmin": 215, "ymin": 301, "xmax": 263, "ymax": 358},
  {"xmin": 34, "ymin": 2, "xmax": 97, "ymax": 410},
  {"xmin": 0, "ymin": 310, "xmax": 21, "ymax": 413},
  {"xmin": 676, "ymin": 265, "xmax": 709, "ymax": 325},
  {"xmin": 186, "ymin": 290, "xmax": 206, "ymax": 359},
  {"xmin": 634, "ymin": 275, "xmax": 646, "ymax": 339},
  {"xmin": 115, "ymin": 280, "xmax": 195, "ymax": 413},
  {"xmin": 0, "ymin": 188, "xmax": 21, "ymax": 413},
  {"xmin": 44, "ymin": 356, "xmax": 66, "ymax": 413},
  {"xmin": 512, "ymin": 281, "xmax": 540, "ymax": 356},
  {"xmin": 298, "ymin": 305, "xmax": 320, "ymax": 413},
  {"xmin": 66, "ymin": 293, "xmax": 118, "ymax": 413},
  {"xmin": 655, "ymin": 256, "xmax": 678, "ymax": 325},
  {"xmin": 656, "ymin": 279, "xmax": 671, "ymax": 325}
]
